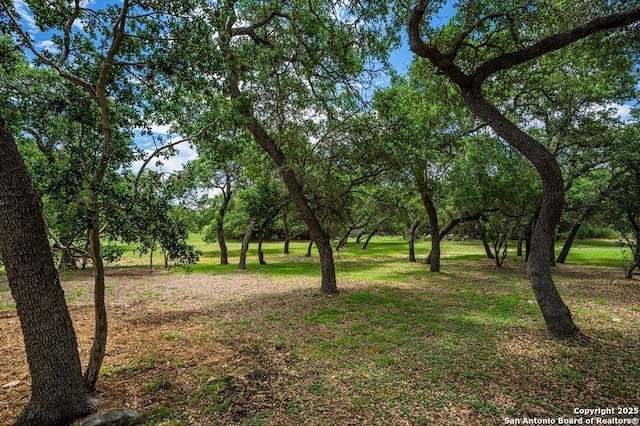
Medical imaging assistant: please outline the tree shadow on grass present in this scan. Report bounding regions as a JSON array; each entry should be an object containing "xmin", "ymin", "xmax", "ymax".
[{"xmin": 95, "ymin": 281, "xmax": 640, "ymax": 425}]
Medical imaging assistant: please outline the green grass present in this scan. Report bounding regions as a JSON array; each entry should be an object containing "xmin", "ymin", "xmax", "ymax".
[
  {"xmin": 0, "ymin": 235, "xmax": 626, "ymax": 278},
  {"xmin": 191, "ymin": 271, "xmax": 637, "ymax": 425},
  {"xmin": 1, "ymin": 235, "xmax": 636, "ymax": 425},
  {"xmin": 107, "ymin": 235, "xmax": 627, "ymax": 278},
  {"xmin": 556, "ymin": 239, "xmax": 628, "ymax": 267}
]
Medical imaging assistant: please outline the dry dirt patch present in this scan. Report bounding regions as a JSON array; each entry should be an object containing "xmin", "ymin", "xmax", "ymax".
[{"xmin": 0, "ymin": 269, "xmax": 322, "ymax": 424}]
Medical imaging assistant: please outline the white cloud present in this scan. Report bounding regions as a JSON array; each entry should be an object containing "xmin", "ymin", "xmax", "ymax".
[
  {"xmin": 13, "ymin": 0, "xmax": 38, "ymax": 34},
  {"xmin": 589, "ymin": 103, "xmax": 634, "ymax": 123},
  {"xmin": 609, "ymin": 103, "xmax": 632, "ymax": 122},
  {"xmin": 148, "ymin": 124, "xmax": 173, "ymax": 134},
  {"xmin": 132, "ymin": 137, "xmax": 198, "ymax": 175},
  {"xmin": 36, "ymin": 40, "xmax": 60, "ymax": 53}
]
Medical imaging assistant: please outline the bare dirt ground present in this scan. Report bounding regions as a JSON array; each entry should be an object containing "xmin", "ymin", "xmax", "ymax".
[
  {"xmin": 1, "ymin": 264, "xmax": 639, "ymax": 425},
  {"xmin": 0, "ymin": 268, "xmax": 339, "ymax": 425}
]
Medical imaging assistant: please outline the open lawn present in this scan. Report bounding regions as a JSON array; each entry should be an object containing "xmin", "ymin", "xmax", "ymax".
[{"xmin": 0, "ymin": 238, "xmax": 638, "ymax": 425}]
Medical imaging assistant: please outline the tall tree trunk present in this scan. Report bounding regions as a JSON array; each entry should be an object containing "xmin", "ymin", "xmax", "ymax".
[
  {"xmin": 217, "ymin": 219, "xmax": 229, "ymax": 265},
  {"xmin": 517, "ymin": 235, "xmax": 524, "ymax": 257},
  {"xmin": 417, "ymin": 182, "xmax": 441, "ymax": 272},
  {"xmin": 0, "ymin": 115, "xmax": 96, "ymax": 425},
  {"xmin": 238, "ymin": 216, "xmax": 256, "ymax": 270},
  {"xmin": 408, "ymin": 217, "xmax": 420, "ymax": 263},
  {"xmin": 406, "ymin": 0, "xmax": 640, "ymax": 338},
  {"xmin": 306, "ymin": 240, "xmax": 314, "ymax": 257},
  {"xmin": 463, "ymin": 92, "xmax": 581, "ymax": 339},
  {"xmin": 244, "ymin": 120, "xmax": 337, "ymax": 293},
  {"xmin": 218, "ymin": 179, "xmax": 232, "ymax": 265},
  {"xmin": 224, "ymin": 48, "xmax": 337, "ymax": 292},
  {"xmin": 83, "ymin": 201, "xmax": 107, "ymax": 392},
  {"xmin": 258, "ymin": 231, "xmax": 267, "ymax": 265}
]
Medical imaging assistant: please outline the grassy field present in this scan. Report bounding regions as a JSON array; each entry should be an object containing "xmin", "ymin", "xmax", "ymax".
[
  {"xmin": 112, "ymin": 234, "xmax": 629, "ymax": 274},
  {"xmin": 0, "ymin": 237, "xmax": 638, "ymax": 425}
]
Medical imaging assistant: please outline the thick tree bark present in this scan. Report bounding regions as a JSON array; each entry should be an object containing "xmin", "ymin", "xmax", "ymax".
[
  {"xmin": 407, "ymin": 4, "xmax": 602, "ymax": 337},
  {"xmin": 0, "ymin": 116, "xmax": 96, "ymax": 425},
  {"xmin": 238, "ymin": 216, "xmax": 256, "ymax": 270},
  {"xmin": 408, "ymin": 217, "xmax": 420, "ymax": 263},
  {"xmin": 462, "ymin": 93, "xmax": 581, "ymax": 339},
  {"xmin": 417, "ymin": 181, "xmax": 440, "ymax": 272}
]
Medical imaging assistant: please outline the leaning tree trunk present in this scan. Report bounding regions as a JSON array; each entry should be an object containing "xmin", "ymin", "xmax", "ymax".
[
  {"xmin": 409, "ymin": 0, "xmax": 640, "ymax": 339},
  {"xmin": 0, "ymin": 115, "xmax": 96, "ymax": 425},
  {"xmin": 408, "ymin": 217, "xmax": 420, "ymax": 263},
  {"xmin": 225, "ymin": 52, "xmax": 338, "ymax": 293},
  {"xmin": 557, "ymin": 205, "xmax": 596, "ymax": 263},
  {"xmin": 244, "ymin": 119, "xmax": 338, "ymax": 294},
  {"xmin": 478, "ymin": 221, "xmax": 495, "ymax": 260},
  {"xmin": 464, "ymin": 92, "xmax": 582, "ymax": 339},
  {"xmin": 238, "ymin": 216, "xmax": 257, "ymax": 270}
]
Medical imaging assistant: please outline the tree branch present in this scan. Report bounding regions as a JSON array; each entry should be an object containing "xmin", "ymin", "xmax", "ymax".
[
  {"xmin": 473, "ymin": 6, "xmax": 640, "ymax": 83},
  {"xmin": 132, "ymin": 120, "xmax": 218, "ymax": 203}
]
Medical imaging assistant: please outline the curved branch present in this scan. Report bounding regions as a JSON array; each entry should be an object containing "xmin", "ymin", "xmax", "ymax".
[
  {"xmin": 408, "ymin": 1, "xmax": 470, "ymax": 88},
  {"xmin": 446, "ymin": 10, "xmax": 514, "ymax": 58},
  {"xmin": 473, "ymin": 5, "xmax": 640, "ymax": 83},
  {"xmin": 60, "ymin": 0, "xmax": 82, "ymax": 66}
]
